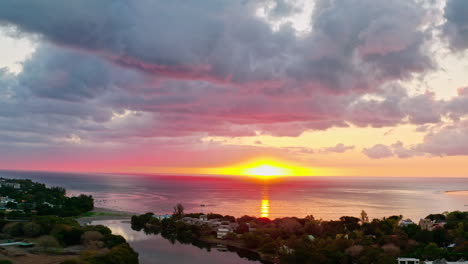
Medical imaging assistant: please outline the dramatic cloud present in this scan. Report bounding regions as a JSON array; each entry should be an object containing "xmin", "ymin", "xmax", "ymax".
[
  {"xmin": 0, "ymin": 0, "xmax": 468, "ymax": 172},
  {"xmin": 363, "ymin": 121, "xmax": 468, "ymax": 159},
  {"xmin": 415, "ymin": 121, "xmax": 468, "ymax": 156},
  {"xmin": 443, "ymin": 0, "xmax": 468, "ymax": 50}
]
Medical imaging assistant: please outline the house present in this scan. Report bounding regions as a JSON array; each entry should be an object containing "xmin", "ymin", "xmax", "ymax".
[
  {"xmin": 43, "ymin": 202, "xmax": 55, "ymax": 208},
  {"xmin": 400, "ymin": 219, "xmax": 415, "ymax": 227},
  {"xmin": 153, "ymin": 214, "xmax": 171, "ymax": 220},
  {"xmin": 424, "ymin": 259, "xmax": 468, "ymax": 264},
  {"xmin": 0, "ymin": 196, "xmax": 16, "ymax": 205},
  {"xmin": 419, "ymin": 219, "xmax": 446, "ymax": 231},
  {"xmin": 199, "ymin": 214, "xmax": 208, "ymax": 221},
  {"xmin": 217, "ymin": 225, "xmax": 233, "ymax": 239},
  {"xmin": 398, "ymin": 258, "xmax": 468, "ymax": 264},
  {"xmin": 397, "ymin": 258, "xmax": 420, "ymax": 264},
  {"xmin": 0, "ymin": 182, "xmax": 20, "ymax": 189}
]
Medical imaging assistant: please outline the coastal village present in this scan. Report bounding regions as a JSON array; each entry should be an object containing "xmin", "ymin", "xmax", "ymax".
[{"xmin": 142, "ymin": 211, "xmax": 468, "ymax": 264}]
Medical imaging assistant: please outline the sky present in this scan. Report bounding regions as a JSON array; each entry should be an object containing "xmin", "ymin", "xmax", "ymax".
[{"xmin": 1, "ymin": 0, "xmax": 468, "ymax": 177}]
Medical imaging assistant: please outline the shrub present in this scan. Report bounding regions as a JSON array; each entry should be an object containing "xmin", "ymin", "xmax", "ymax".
[
  {"xmin": 81, "ymin": 231, "xmax": 104, "ymax": 246},
  {"xmin": 60, "ymin": 259, "xmax": 88, "ymax": 264},
  {"xmin": 2, "ymin": 222, "xmax": 23, "ymax": 236},
  {"xmin": 223, "ymin": 232, "xmax": 238, "ymax": 240},
  {"xmin": 259, "ymin": 241, "xmax": 277, "ymax": 254},
  {"xmin": 22, "ymin": 222, "xmax": 42, "ymax": 237},
  {"xmin": 37, "ymin": 235, "xmax": 61, "ymax": 249},
  {"xmin": 241, "ymin": 232, "xmax": 262, "ymax": 249},
  {"xmin": 88, "ymin": 243, "xmax": 138, "ymax": 264},
  {"xmin": 84, "ymin": 225, "xmax": 111, "ymax": 236},
  {"xmin": 102, "ymin": 234, "xmax": 126, "ymax": 248}
]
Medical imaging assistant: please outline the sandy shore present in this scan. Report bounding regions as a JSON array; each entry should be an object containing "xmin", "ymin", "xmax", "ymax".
[{"xmin": 76, "ymin": 207, "xmax": 134, "ymax": 225}]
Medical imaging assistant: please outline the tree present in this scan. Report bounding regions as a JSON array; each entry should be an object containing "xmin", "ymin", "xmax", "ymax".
[
  {"xmin": 236, "ymin": 222, "xmax": 249, "ymax": 234},
  {"xmin": 340, "ymin": 216, "xmax": 361, "ymax": 231},
  {"xmin": 259, "ymin": 241, "xmax": 277, "ymax": 254},
  {"xmin": 173, "ymin": 203, "xmax": 184, "ymax": 219},
  {"xmin": 241, "ymin": 232, "xmax": 262, "ymax": 249},
  {"xmin": 5, "ymin": 202, "xmax": 17, "ymax": 209},
  {"xmin": 421, "ymin": 243, "xmax": 443, "ymax": 260},
  {"xmin": 360, "ymin": 210, "xmax": 369, "ymax": 223}
]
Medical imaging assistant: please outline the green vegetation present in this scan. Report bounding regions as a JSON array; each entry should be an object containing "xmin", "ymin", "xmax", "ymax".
[
  {"xmin": 132, "ymin": 207, "xmax": 468, "ymax": 264},
  {"xmin": 0, "ymin": 178, "xmax": 139, "ymax": 264},
  {"xmin": 0, "ymin": 178, "xmax": 93, "ymax": 217}
]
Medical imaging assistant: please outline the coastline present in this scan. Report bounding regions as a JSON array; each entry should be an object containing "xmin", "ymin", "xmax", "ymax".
[
  {"xmin": 199, "ymin": 236, "xmax": 276, "ymax": 264},
  {"xmin": 76, "ymin": 207, "xmax": 133, "ymax": 225}
]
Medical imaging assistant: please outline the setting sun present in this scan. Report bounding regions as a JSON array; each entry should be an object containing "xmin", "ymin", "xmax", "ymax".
[
  {"xmin": 218, "ymin": 158, "xmax": 317, "ymax": 178},
  {"xmin": 243, "ymin": 164, "xmax": 292, "ymax": 177}
]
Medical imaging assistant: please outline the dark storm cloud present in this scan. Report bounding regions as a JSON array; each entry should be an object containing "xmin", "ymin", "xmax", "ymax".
[
  {"xmin": 443, "ymin": 0, "xmax": 468, "ymax": 51},
  {"xmin": 0, "ymin": 0, "xmax": 435, "ymax": 92}
]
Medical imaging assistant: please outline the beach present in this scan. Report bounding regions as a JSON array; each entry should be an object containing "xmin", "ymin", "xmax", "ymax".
[{"xmin": 76, "ymin": 207, "xmax": 133, "ymax": 225}]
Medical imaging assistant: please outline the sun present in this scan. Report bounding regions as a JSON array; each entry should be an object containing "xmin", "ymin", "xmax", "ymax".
[
  {"xmin": 243, "ymin": 164, "xmax": 292, "ymax": 177},
  {"xmin": 217, "ymin": 158, "xmax": 316, "ymax": 178}
]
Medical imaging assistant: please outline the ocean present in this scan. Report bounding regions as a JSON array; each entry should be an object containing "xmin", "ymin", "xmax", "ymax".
[{"xmin": 0, "ymin": 170, "xmax": 467, "ymax": 221}]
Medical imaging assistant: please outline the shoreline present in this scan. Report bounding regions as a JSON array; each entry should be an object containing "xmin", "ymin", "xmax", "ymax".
[
  {"xmin": 76, "ymin": 207, "xmax": 133, "ymax": 225},
  {"xmin": 199, "ymin": 236, "xmax": 276, "ymax": 264}
]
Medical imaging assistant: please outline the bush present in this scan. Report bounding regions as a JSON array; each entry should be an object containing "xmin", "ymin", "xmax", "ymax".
[
  {"xmin": 88, "ymin": 243, "xmax": 138, "ymax": 264},
  {"xmin": 259, "ymin": 241, "xmax": 277, "ymax": 254},
  {"xmin": 0, "ymin": 260, "xmax": 13, "ymax": 264},
  {"xmin": 241, "ymin": 232, "xmax": 262, "ymax": 249},
  {"xmin": 223, "ymin": 232, "xmax": 238, "ymax": 240},
  {"xmin": 22, "ymin": 222, "xmax": 42, "ymax": 237},
  {"xmin": 81, "ymin": 231, "xmax": 104, "ymax": 246},
  {"xmin": 102, "ymin": 234, "xmax": 126, "ymax": 248},
  {"xmin": 84, "ymin": 225, "xmax": 111, "ymax": 236},
  {"xmin": 37, "ymin": 235, "xmax": 61, "ymax": 249},
  {"xmin": 56, "ymin": 228, "xmax": 84, "ymax": 246},
  {"xmin": 60, "ymin": 259, "xmax": 88, "ymax": 264},
  {"xmin": 2, "ymin": 222, "xmax": 23, "ymax": 236}
]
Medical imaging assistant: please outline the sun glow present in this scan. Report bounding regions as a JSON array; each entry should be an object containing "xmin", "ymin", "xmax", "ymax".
[
  {"xmin": 243, "ymin": 164, "xmax": 292, "ymax": 177},
  {"xmin": 225, "ymin": 158, "xmax": 315, "ymax": 178}
]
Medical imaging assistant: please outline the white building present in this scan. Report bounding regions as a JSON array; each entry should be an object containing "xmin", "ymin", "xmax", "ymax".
[
  {"xmin": 400, "ymin": 219, "xmax": 415, "ymax": 227},
  {"xmin": 0, "ymin": 196, "xmax": 16, "ymax": 204},
  {"xmin": 424, "ymin": 260, "xmax": 468, "ymax": 264},
  {"xmin": 0, "ymin": 182, "xmax": 20, "ymax": 189},
  {"xmin": 217, "ymin": 225, "xmax": 233, "ymax": 239},
  {"xmin": 199, "ymin": 214, "xmax": 208, "ymax": 221},
  {"xmin": 398, "ymin": 258, "xmax": 468, "ymax": 264},
  {"xmin": 153, "ymin": 214, "xmax": 171, "ymax": 220}
]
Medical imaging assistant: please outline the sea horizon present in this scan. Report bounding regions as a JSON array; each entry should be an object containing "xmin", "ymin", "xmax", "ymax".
[{"xmin": 1, "ymin": 170, "xmax": 466, "ymax": 222}]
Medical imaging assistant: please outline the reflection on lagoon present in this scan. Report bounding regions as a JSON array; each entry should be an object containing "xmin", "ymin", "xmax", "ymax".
[{"xmin": 92, "ymin": 220, "xmax": 264, "ymax": 264}]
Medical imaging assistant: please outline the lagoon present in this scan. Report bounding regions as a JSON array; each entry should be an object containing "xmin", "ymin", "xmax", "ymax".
[{"xmin": 91, "ymin": 219, "xmax": 263, "ymax": 264}]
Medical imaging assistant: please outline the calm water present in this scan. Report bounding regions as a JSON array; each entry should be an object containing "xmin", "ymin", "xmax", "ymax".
[
  {"xmin": 91, "ymin": 220, "xmax": 262, "ymax": 264},
  {"xmin": 0, "ymin": 170, "xmax": 467, "ymax": 220}
]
